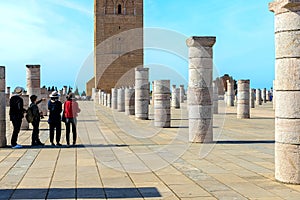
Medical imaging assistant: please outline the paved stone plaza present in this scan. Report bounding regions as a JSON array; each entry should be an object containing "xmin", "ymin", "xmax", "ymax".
[{"xmin": 0, "ymin": 100, "xmax": 300, "ymax": 199}]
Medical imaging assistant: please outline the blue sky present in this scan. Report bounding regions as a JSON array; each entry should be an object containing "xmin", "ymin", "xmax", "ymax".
[{"xmin": 0, "ymin": 0, "xmax": 275, "ymax": 92}]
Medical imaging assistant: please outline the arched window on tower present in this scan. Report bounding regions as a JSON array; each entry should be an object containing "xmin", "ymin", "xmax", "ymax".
[
  {"xmin": 105, "ymin": 0, "xmax": 115, "ymax": 14},
  {"xmin": 118, "ymin": 4, "xmax": 122, "ymax": 14},
  {"xmin": 126, "ymin": 0, "xmax": 135, "ymax": 15}
]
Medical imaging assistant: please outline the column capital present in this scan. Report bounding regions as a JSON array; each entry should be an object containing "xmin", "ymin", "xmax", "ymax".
[
  {"xmin": 269, "ymin": 0, "xmax": 300, "ymax": 13},
  {"xmin": 135, "ymin": 67, "xmax": 149, "ymax": 72},
  {"xmin": 186, "ymin": 36, "xmax": 216, "ymax": 47},
  {"xmin": 26, "ymin": 65, "xmax": 41, "ymax": 69},
  {"xmin": 238, "ymin": 80, "xmax": 250, "ymax": 84}
]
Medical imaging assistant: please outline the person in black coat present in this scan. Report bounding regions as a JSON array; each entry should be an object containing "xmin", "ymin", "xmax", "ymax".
[
  {"xmin": 48, "ymin": 91, "xmax": 62, "ymax": 146},
  {"xmin": 29, "ymin": 95, "xmax": 46, "ymax": 146},
  {"xmin": 9, "ymin": 87, "xmax": 26, "ymax": 149}
]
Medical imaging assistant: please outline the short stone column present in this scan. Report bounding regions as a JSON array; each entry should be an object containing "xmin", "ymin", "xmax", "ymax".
[
  {"xmin": 237, "ymin": 80, "xmax": 250, "ymax": 119},
  {"xmin": 39, "ymin": 88, "xmax": 48, "ymax": 116},
  {"xmin": 21, "ymin": 95, "xmax": 29, "ymax": 130},
  {"xmin": 213, "ymin": 81, "xmax": 218, "ymax": 114},
  {"xmin": 154, "ymin": 80, "xmax": 171, "ymax": 127},
  {"xmin": 250, "ymin": 89, "xmax": 255, "ymax": 108},
  {"xmin": 135, "ymin": 68, "xmax": 149, "ymax": 120},
  {"xmin": 262, "ymin": 88, "xmax": 267, "ymax": 103},
  {"xmin": 111, "ymin": 88, "xmax": 118, "ymax": 110},
  {"xmin": 92, "ymin": 88, "xmax": 97, "ymax": 100},
  {"xmin": 103, "ymin": 93, "xmax": 107, "ymax": 106},
  {"xmin": 107, "ymin": 94, "xmax": 111, "ymax": 108},
  {"xmin": 125, "ymin": 87, "xmax": 135, "ymax": 116},
  {"xmin": 117, "ymin": 88, "xmax": 125, "ymax": 112},
  {"xmin": 180, "ymin": 85, "xmax": 185, "ymax": 103},
  {"xmin": 26, "ymin": 65, "xmax": 41, "ymax": 97},
  {"xmin": 266, "ymin": 90, "xmax": 271, "ymax": 101},
  {"xmin": 94, "ymin": 90, "xmax": 99, "ymax": 105},
  {"xmin": 6, "ymin": 87, "xmax": 10, "ymax": 107},
  {"xmin": 0, "ymin": 66, "xmax": 6, "ymax": 147},
  {"xmin": 63, "ymin": 86, "xmax": 68, "ymax": 95},
  {"xmin": 256, "ymin": 89, "xmax": 262, "ymax": 106},
  {"xmin": 171, "ymin": 85, "xmax": 180, "ymax": 109},
  {"xmin": 226, "ymin": 79, "xmax": 234, "ymax": 107},
  {"xmin": 186, "ymin": 36, "xmax": 216, "ymax": 143},
  {"xmin": 270, "ymin": 0, "xmax": 300, "ymax": 184}
]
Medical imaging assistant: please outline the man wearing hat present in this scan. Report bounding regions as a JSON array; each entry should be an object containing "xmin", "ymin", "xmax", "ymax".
[
  {"xmin": 48, "ymin": 91, "xmax": 63, "ymax": 146},
  {"xmin": 9, "ymin": 87, "xmax": 26, "ymax": 149}
]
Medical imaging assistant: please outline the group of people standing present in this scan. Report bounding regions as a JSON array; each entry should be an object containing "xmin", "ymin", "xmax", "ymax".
[{"xmin": 9, "ymin": 87, "xmax": 81, "ymax": 149}]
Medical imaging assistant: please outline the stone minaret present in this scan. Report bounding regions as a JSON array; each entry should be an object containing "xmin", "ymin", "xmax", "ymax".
[{"xmin": 94, "ymin": 0, "xmax": 143, "ymax": 93}]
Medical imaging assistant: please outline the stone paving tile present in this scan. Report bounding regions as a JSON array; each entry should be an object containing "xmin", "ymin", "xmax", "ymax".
[{"xmin": 1, "ymin": 101, "xmax": 300, "ymax": 199}]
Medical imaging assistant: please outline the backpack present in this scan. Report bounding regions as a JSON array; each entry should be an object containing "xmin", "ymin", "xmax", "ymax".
[{"xmin": 25, "ymin": 106, "xmax": 34, "ymax": 123}]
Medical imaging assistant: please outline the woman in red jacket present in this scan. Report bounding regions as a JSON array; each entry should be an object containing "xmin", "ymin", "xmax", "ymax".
[{"xmin": 63, "ymin": 93, "xmax": 81, "ymax": 146}]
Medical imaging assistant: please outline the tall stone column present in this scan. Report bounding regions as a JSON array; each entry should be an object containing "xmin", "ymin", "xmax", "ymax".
[
  {"xmin": 186, "ymin": 36, "xmax": 216, "ymax": 143},
  {"xmin": 111, "ymin": 88, "xmax": 118, "ymax": 110},
  {"xmin": 273, "ymin": 80, "xmax": 276, "ymax": 110},
  {"xmin": 107, "ymin": 93, "xmax": 111, "ymax": 108},
  {"xmin": 26, "ymin": 65, "xmax": 41, "ymax": 97},
  {"xmin": 250, "ymin": 89, "xmax": 255, "ymax": 108},
  {"xmin": 117, "ymin": 88, "xmax": 125, "ymax": 112},
  {"xmin": 0, "ymin": 66, "xmax": 6, "ymax": 147},
  {"xmin": 256, "ymin": 89, "xmax": 262, "ymax": 106},
  {"xmin": 213, "ymin": 81, "xmax": 218, "ymax": 114},
  {"xmin": 171, "ymin": 85, "xmax": 180, "ymax": 109},
  {"xmin": 237, "ymin": 80, "xmax": 250, "ymax": 119},
  {"xmin": 180, "ymin": 85, "xmax": 185, "ymax": 103},
  {"xmin": 154, "ymin": 80, "xmax": 171, "ymax": 128},
  {"xmin": 135, "ymin": 68, "xmax": 149, "ymax": 120},
  {"xmin": 263, "ymin": 88, "xmax": 267, "ymax": 103},
  {"xmin": 270, "ymin": 0, "xmax": 300, "ymax": 184},
  {"xmin": 125, "ymin": 87, "xmax": 135, "ymax": 115},
  {"xmin": 21, "ymin": 95, "xmax": 29, "ymax": 130},
  {"xmin": 226, "ymin": 79, "xmax": 234, "ymax": 107}
]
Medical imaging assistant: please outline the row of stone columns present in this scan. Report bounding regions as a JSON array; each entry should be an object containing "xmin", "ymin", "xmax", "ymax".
[{"xmin": 95, "ymin": 67, "xmax": 188, "ymax": 128}]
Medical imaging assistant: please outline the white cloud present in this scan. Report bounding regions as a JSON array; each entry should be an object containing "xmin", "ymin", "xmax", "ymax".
[{"xmin": 46, "ymin": 0, "xmax": 93, "ymax": 18}]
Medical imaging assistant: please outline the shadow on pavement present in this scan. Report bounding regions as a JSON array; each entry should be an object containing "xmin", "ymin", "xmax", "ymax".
[
  {"xmin": 216, "ymin": 140, "xmax": 275, "ymax": 144},
  {"xmin": 1, "ymin": 187, "xmax": 161, "ymax": 199}
]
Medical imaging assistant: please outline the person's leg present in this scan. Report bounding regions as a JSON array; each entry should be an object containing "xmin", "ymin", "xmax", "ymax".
[
  {"xmin": 72, "ymin": 118, "xmax": 77, "ymax": 145},
  {"xmin": 65, "ymin": 120, "xmax": 71, "ymax": 145},
  {"xmin": 49, "ymin": 123, "xmax": 55, "ymax": 145},
  {"xmin": 31, "ymin": 121, "xmax": 39, "ymax": 145},
  {"xmin": 56, "ymin": 122, "xmax": 62, "ymax": 144},
  {"xmin": 11, "ymin": 120, "xmax": 22, "ymax": 146}
]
